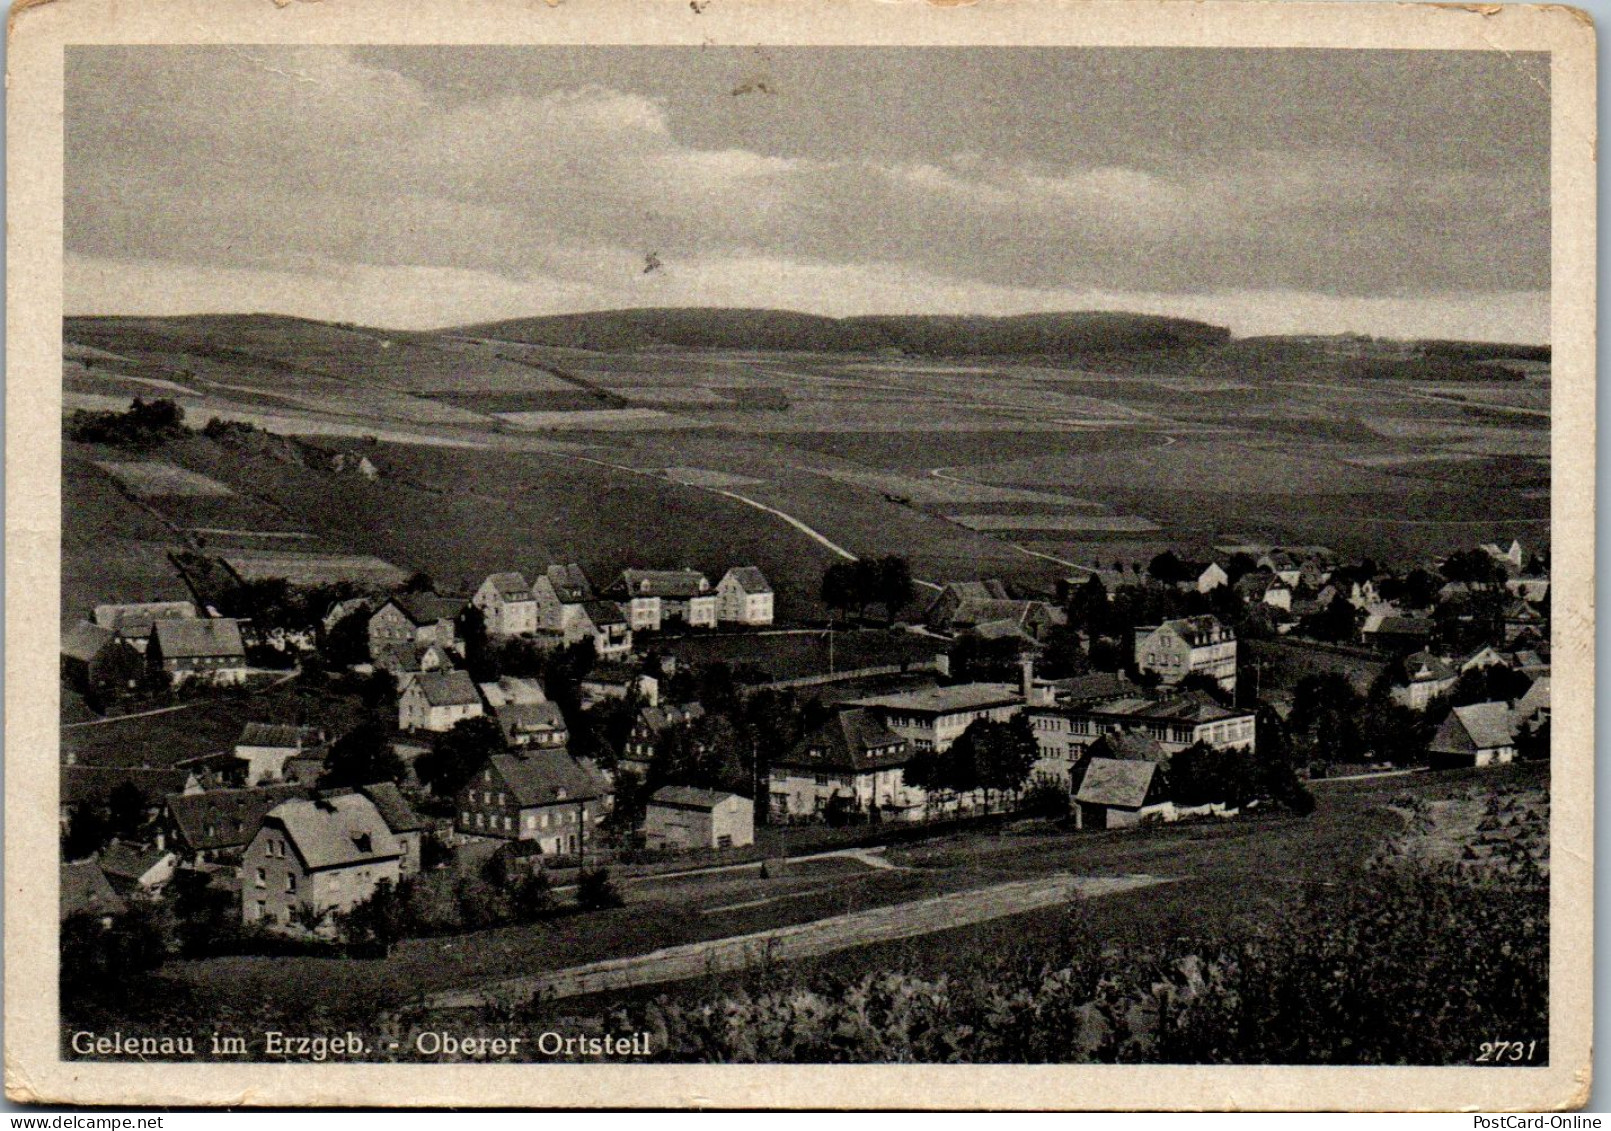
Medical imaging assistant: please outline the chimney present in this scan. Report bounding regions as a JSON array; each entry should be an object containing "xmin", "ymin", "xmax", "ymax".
[{"xmin": 1020, "ymin": 657, "xmax": 1036, "ymax": 704}]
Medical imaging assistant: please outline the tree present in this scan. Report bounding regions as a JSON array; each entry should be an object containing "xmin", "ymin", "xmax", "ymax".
[
  {"xmin": 417, "ymin": 715, "xmax": 506, "ymax": 798},
  {"xmin": 1288, "ymin": 673, "xmax": 1364, "ymax": 767},
  {"xmin": 872, "ymin": 555, "xmax": 915, "ymax": 624},
  {"xmin": 322, "ymin": 607, "xmax": 373, "ymax": 668},
  {"xmin": 457, "ymin": 604, "xmax": 497, "ymax": 683},
  {"xmin": 1148, "ymin": 551, "xmax": 1189, "ymax": 586},
  {"xmin": 401, "ymin": 571, "xmax": 436, "ymax": 594},
  {"xmin": 821, "ymin": 561, "xmax": 862, "ymax": 623},
  {"xmin": 106, "ymin": 781, "xmax": 149, "ymax": 842},
  {"xmin": 1440, "ymin": 549, "xmax": 1507, "ymax": 587},
  {"xmin": 576, "ymin": 866, "xmax": 624, "ymax": 911},
  {"xmin": 320, "ymin": 718, "xmax": 407, "ymax": 788},
  {"xmin": 62, "ymin": 805, "xmax": 110, "ymax": 862}
]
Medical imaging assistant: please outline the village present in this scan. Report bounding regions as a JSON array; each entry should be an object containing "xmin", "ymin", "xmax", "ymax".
[{"xmin": 59, "ymin": 526, "xmax": 1551, "ymax": 976}]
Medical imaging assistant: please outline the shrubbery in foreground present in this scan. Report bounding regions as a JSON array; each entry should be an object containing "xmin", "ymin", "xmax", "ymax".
[{"xmin": 597, "ymin": 866, "xmax": 1546, "ymax": 1065}]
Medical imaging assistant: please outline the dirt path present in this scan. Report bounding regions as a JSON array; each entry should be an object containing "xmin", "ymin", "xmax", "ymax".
[{"xmin": 425, "ymin": 872, "xmax": 1171, "ymax": 1008}]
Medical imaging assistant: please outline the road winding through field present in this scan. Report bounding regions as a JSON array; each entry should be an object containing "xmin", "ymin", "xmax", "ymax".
[{"xmin": 424, "ymin": 872, "xmax": 1172, "ymax": 1009}]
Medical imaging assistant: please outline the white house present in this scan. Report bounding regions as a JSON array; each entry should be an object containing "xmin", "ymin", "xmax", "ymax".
[
  {"xmin": 398, "ymin": 670, "xmax": 484, "ymax": 733},
  {"xmin": 533, "ymin": 564, "xmax": 595, "ymax": 635},
  {"xmin": 716, "ymin": 567, "xmax": 775, "ymax": 625},
  {"xmin": 472, "ymin": 572, "xmax": 538, "ymax": 637},
  {"xmin": 1133, "ymin": 616, "xmax": 1237, "ymax": 694}
]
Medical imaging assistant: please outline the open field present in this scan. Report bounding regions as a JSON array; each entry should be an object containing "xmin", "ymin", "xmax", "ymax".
[
  {"xmin": 659, "ymin": 629, "xmax": 947, "ymax": 680},
  {"xmin": 218, "ymin": 550, "xmax": 408, "ymax": 586},
  {"xmin": 63, "ymin": 314, "xmax": 1551, "ymax": 631}
]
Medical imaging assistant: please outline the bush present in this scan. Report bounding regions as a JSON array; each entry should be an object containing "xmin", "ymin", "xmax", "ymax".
[
  {"xmin": 1018, "ymin": 781, "xmax": 1072, "ymax": 820},
  {"xmin": 576, "ymin": 866, "xmax": 624, "ymax": 911}
]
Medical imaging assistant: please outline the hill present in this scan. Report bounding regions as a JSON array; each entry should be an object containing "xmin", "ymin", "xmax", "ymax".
[{"xmin": 455, "ymin": 308, "xmax": 1231, "ymax": 357}]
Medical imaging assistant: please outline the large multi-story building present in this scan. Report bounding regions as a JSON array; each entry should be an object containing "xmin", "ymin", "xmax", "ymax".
[
  {"xmin": 716, "ymin": 567, "xmax": 775, "ymax": 625},
  {"xmin": 847, "ymin": 683, "xmax": 1024, "ymax": 754},
  {"xmin": 242, "ymin": 793, "xmax": 403, "ymax": 933},
  {"xmin": 472, "ymin": 572, "xmax": 538, "ymax": 637},
  {"xmin": 455, "ymin": 749, "xmax": 606, "ymax": 856},
  {"xmin": 769, "ymin": 708, "xmax": 919, "ymax": 822},
  {"xmin": 1024, "ymin": 690, "xmax": 1256, "ymax": 789},
  {"xmin": 1133, "ymin": 615, "xmax": 1238, "ymax": 694},
  {"xmin": 609, "ymin": 570, "xmax": 719, "ymax": 632}
]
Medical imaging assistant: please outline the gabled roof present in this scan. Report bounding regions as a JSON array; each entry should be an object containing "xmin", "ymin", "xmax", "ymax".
[
  {"xmin": 650, "ymin": 785, "xmax": 743, "ymax": 811},
  {"xmin": 1512, "ymin": 677, "xmax": 1550, "ymax": 722},
  {"xmin": 152, "ymin": 617, "xmax": 246, "ymax": 659},
  {"xmin": 779, "ymin": 708, "xmax": 909, "ymax": 772},
  {"xmin": 388, "ymin": 592, "xmax": 464, "ymax": 626},
  {"xmin": 494, "ymin": 700, "xmax": 567, "ymax": 739},
  {"xmin": 481, "ymin": 572, "xmax": 532, "ymax": 599},
  {"xmin": 356, "ymin": 781, "xmax": 430, "ymax": 834},
  {"xmin": 268, "ymin": 794, "xmax": 402, "ymax": 871},
  {"xmin": 639, "ymin": 702, "xmax": 706, "ymax": 734},
  {"xmin": 1076, "ymin": 758, "xmax": 1160, "ymax": 809},
  {"xmin": 951, "ymin": 598, "xmax": 1065, "ymax": 629},
  {"xmin": 1364, "ymin": 614, "xmax": 1433, "ymax": 637},
  {"xmin": 486, "ymin": 750, "xmax": 603, "ymax": 808},
  {"xmin": 945, "ymin": 579, "xmax": 1011, "ymax": 602},
  {"xmin": 616, "ymin": 569, "xmax": 711, "ymax": 599},
  {"xmin": 237, "ymin": 723, "xmax": 325, "ymax": 750},
  {"xmin": 61, "ymin": 861, "xmax": 127, "ymax": 921},
  {"xmin": 580, "ymin": 599, "xmax": 628, "ymax": 628},
  {"xmin": 479, "ymin": 676, "xmax": 548, "ymax": 708},
  {"xmin": 1153, "ymin": 615, "xmax": 1233, "ymax": 645},
  {"xmin": 1049, "ymin": 671, "xmax": 1133, "ymax": 704},
  {"xmin": 99, "ymin": 841, "xmax": 173, "ymax": 883},
  {"xmin": 62, "ymin": 620, "xmax": 121, "ymax": 662},
  {"xmin": 1401, "ymin": 652, "xmax": 1456, "ymax": 684},
  {"xmin": 720, "ymin": 566, "xmax": 773, "ymax": 594},
  {"xmin": 543, "ymin": 563, "xmax": 595, "ymax": 603},
  {"xmin": 92, "ymin": 601, "xmax": 197, "ymax": 636},
  {"xmin": 1086, "ymin": 730, "xmax": 1168, "ymax": 763},
  {"xmin": 1449, "ymin": 702, "xmax": 1517, "ymax": 751},
  {"xmin": 410, "ymin": 670, "xmax": 481, "ymax": 707},
  {"xmin": 166, "ymin": 784, "xmax": 310, "ymax": 851}
]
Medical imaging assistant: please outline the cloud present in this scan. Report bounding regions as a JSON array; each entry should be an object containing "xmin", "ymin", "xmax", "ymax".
[{"xmin": 65, "ymin": 46, "xmax": 1551, "ymax": 338}]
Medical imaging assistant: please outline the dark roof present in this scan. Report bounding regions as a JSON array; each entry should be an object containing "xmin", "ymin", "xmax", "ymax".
[
  {"xmin": 237, "ymin": 723, "xmax": 325, "ymax": 750},
  {"xmin": 99, "ymin": 841, "xmax": 172, "ymax": 883},
  {"xmin": 779, "ymin": 708, "xmax": 909, "ymax": 772},
  {"xmin": 482, "ymin": 572, "xmax": 532, "ymax": 598},
  {"xmin": 166, "ymin": 784, "xmax": 310, "ymax": 851},
  {"xmin": 357, "ymin": 781, "xmax": 430, "ymax": 833},
  {"xmin": 1049, "ymin": 671, "xmax": 1132, "ymax": 704},
  {"xmin": 1153, "ymin": 615, "xmax": 1233, "ymax": 646},
  {"xmin": 1401, "ymin": 652, "xmax": 1457, "ymax": 684},
  {"xmin": 494, "ymin": 700, "xmax": 568, "ymax": 740},
  {"xmin": 61, "ymin": 861, "xmax": 127, "ymax": 921},
  {"xmin": 544, "ymin": 563, "xmax": 595, "ymax": 603},
  {"xmin": 850, "ymin": 683, "xmax": 1022, "ymax": 716},
  {"xmin": 392, "ymin": 592, "xmax": 464, "ymax": 625},
  {"xmin": 1087, "ymin": 730, "xmax": 1168, "ymax": 763},
  {"xmin": 152, "ymin": 617, "xmax": 246, "ymax": 659},
  {"xmin": 650, "ymin": 785, "xmax": 743, "ymax": 811},
  {"xmin": 1452, "ymin": 702, "xmax": 1518, "ymax": 750},
  {"xmin": 1076, "ymin": 759, "xmax": 1160, "ymax": 809},
  {"xmin": 1369, "ymin": 615, "xmax": 1434, "ymax": 637},
  {"xmin": 91, "ymin": 601, "xmax": 196, "ymax": 636},
  {"xmin": 410, "ymin": 670, "xmax": 481, "ymax": 707},
  {"xmin": 616, "ymin": 569, "xmax": 711, "ymax": 599},
  {"xmin": 720, "ymin": 567, "xmax": 773, "ymax": 594},
  {"xmin": 638, "ymin": 702, "xmax": 705, "ymax": 734},
  {"xmin": 62, "ymin": 620, "xmax": 120, "ymax": 662},
  {"xmin": 581, "ymin": 599, "xmax": 628, "ymax": 627},
  {"xmin": 484, "ymin": 750, "xmax": 603, "ymax": 808},
  {"xmin": 268, "ymin": 794, "xmax": 402, "ymax": 870}
]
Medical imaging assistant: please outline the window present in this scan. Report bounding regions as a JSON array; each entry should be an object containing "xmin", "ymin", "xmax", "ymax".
[
  {"xmin": 524, "ymin": 814, "xmax": 535, "ymax": 830},
  {"xmin": 475, "ymin": 813, "xmax": 484, "ymax": 829},
  {"xmin": 285, "ymin": 874, "xmax": 296, "ymax": 894},
  {"xmin": 503, "ymin": 816, "xmax": 512, "ymax": 831},
  {"xmin": 717, "ymin": 834, "xmax": 732, "ymax": 849},
  {"xmin": 814, "ymin": 773, "xmax": 830, "ymax": 786},
  {"xmin": 255, "ymin": 868, "xmax": 266, "ymax": 888},
  {"xmin": 497, "ymin": 792, "xmax": 505, "ymax": 806},
  {"xmin": 462, "ymin": 810, "xmax": 471, "ymax": 824}
]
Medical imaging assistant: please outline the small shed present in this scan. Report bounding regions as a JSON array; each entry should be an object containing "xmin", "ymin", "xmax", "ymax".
[
  {"xmin": 644, "ymin": 786, "xmax": 754, "ymax": 851},
  {"xmin": 1074, "ymin": 758, "xmax": 1170, "ymax": 830}
]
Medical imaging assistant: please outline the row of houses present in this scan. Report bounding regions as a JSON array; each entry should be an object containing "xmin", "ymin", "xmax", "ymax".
[
  {"xmin": 471, "ymin": 564, "xmax": 774, "ymax": 640},
  {"xmin": 63, "ymin": 604, "xmax": 251, "ymax": 694}
]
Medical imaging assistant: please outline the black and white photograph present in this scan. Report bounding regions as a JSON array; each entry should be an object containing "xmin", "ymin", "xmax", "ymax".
[{"xmin": 7, "ymin": 0, "xmax": 1594, "ymax": 1111}]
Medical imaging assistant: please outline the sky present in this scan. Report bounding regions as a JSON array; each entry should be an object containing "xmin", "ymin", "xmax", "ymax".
[{"xmin": 64, "ymin": 46, "xmax": 1551, "ymax": 341}]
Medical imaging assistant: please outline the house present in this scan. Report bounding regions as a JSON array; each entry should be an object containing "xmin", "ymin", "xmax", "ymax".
[
  {"xmin": 61, "ymin": 620, "xmax": 143, "ymax": 698},
  {"xmin": 321, "ymin": 597, "xmax": 374, "ymax": 635},
  {"xmin": 580, "ymin": 666, "xmax": 658, "ymax": 709},
  {"xmin": 1073, "ymin": 759, "xmax": 1171, "ymax": 830},
  {"xmin": 1134, "ymin": 616, "xmax": 1237, "ymax": 694},
  {"xmin": 1480, "ymin": 539, "xmax": 1528, "ymax": 574},
  {"xmin": 770, "ymin": 708, "xmax": 919, "ymax": 822},
  {"xmin": 1190, "ymin": 561, "xmax": 1229, "ymax": 594},
  {"xmin": 1025, "ymin": 690, "xmax": 1256, "ymax": 787},
  {"xmin": 609, "ymin": 570, "xmax": 718, "ymax": 632},
  {"xmin": 620, "ymin": 702, "xmax": 707, "ymax": 777},
  {"xmin": 644, "ymin": 786, "xmax": 755, "ymax": 851},
  {"xmin": 61, "ymin": 861, "xmax": 127, "ymax": 925},
  {"xmin": 848, "ymin": 683, "xmax": 1024, "ymax": 754},
  {"xmin": 1511, "ymin": 676, "xmax": 1551, "ymax": 737},
  {"xmin": 576, "ymin": 600, "xmax": 633, "ymax": 660},
  {"xmin": 478, "ymin": 675, "xmax": 548, "ymax": 708},
  {"xmin": 1361, "ymin": 614, "xmax": 1435, "ymax": 652},
  {"xmin": 943, "ymin": 598, "xmax": 1067, "ymax": 642},
  {"xmin": 1503, "ymin": 599, "xmax": 1546, "ymax": 644},
  {"xmin": 493, "ymin": 700, "xmax": 569, "ymax": 749},
  {"xmin": 165, "ymin": 783, "xmax": 310, "ymax": 864},
  {"xmin": 1257, "ymin": 550, "xmax": 1303, "ymax": 587},
  {"xmin": 1234, "ymin": 571, "xmax": 1291, "ymax": 611},
  {"xmin": 455, "ymin": 749, "xmax": 605, "ymax": 855},
  {"xmin": 1505, "ymin": 576, "xmax": 1550, "ymax": 603},
  {"xmin": 367, "ymin": 593, "xmax": 462, "ymax": 664},
  {"xmin": 532, "ymin": 563, "xmax": 596, "ymax": 635},
  {"xmin": 357, "ymin": 781, "xmax": 429, "ymax": 877},
  {"xmin": 1035, "ymin": 727, "xmax": 1167, "ymax": 791},
  {"xmin": 1390, "ymin": 653, "xmax": 1459, "ymax": 711},
  {"xmin": 398, "ymin": 670, "xmax": 483, "ymax": 733},
  {"xmin": 373, "ymin": 639, "xmax": 455, "ymax": 676},
  {"xmin": 1428, "ymin": 701, "xmax": 1518, "ymax": 769},
  {"xmin": 234, "ymin": 723, "xmax": 328, "ymax": 786},
  {"xmin": 473, "ymin": 572, "xmax": 538, "ymax": 638},
  {"xmin": 148, "ymin": 617, "xmax": 248, "ymax": 685},
  {"xmin": 91, "ymin": 600, "xmax": 197, "ymax": 653},
  {"xmin": 98, "ymin": 841, "xmax": 179, "ymax": 897},
  {"xmin": 242, "ymin": 793, "xmax": 403, "ymax": 932},
  {"xmin": 716, "ymin": 567, "xmax": 775, "ymax": 626},
  {"xmin": 923, "ymin": 580, "xmax": 1010, "ymax": 631}
]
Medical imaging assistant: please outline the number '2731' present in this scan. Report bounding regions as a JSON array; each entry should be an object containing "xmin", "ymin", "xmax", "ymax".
[{"xmin": 1477, "ymin": 1040, "xmax": 1539, "ymax": 1063}]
